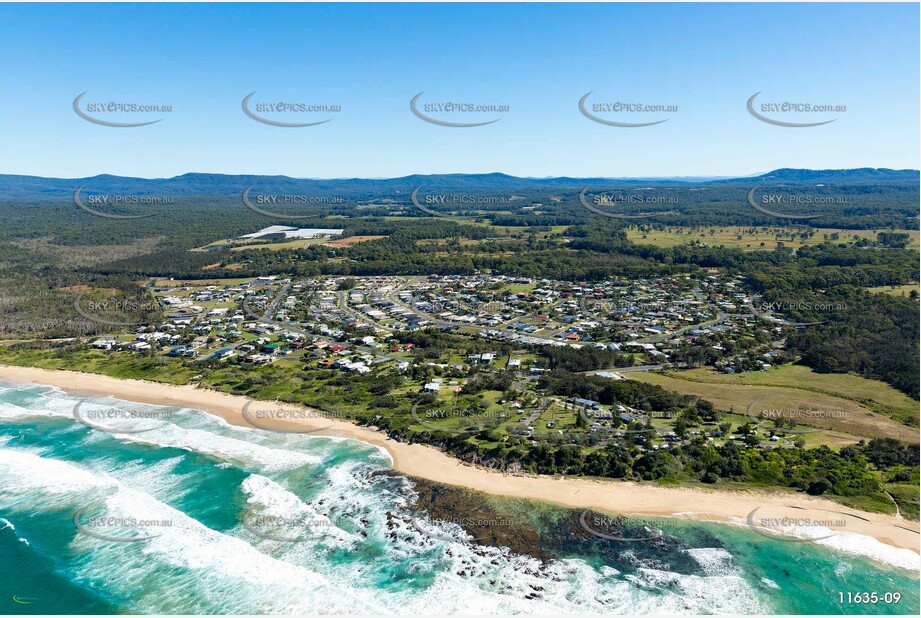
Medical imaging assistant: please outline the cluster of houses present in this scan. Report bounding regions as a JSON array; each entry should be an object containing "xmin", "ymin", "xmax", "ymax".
[
  {"xmin": 88, "ymin": 272, "xmax": 783, "ymax": 387},
  {"xmin": 79, "ymin": 276, "xmax": 803, "ymax": 452}
]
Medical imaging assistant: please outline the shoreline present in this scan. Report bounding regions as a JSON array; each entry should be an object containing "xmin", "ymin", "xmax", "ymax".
[{"xmin": 1, "ymin": 364, "xmax": 919, "ymax": 563}]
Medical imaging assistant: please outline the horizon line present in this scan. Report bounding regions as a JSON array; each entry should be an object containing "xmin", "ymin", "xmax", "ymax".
[{"xmin": 2, "ymin": 167, "xmax": 919, "ymax": 183}]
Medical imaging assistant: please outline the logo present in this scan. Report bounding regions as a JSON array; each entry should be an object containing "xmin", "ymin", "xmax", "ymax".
[
  {"xmin": 242, "ymin": 185, "xmax": 325, "ymax": 220},
  {"xmin": 73, "ymin": 92, "xmax": 167, "ymax": 127},
  {"xmin": 745, "ymin": 401, "xmax": 827, "ymax": 436},
  {"xmin": 579, "ymin": 186, "xmax": 677, "ymax": 219},
  {"xmin": 578, "ymin": 510, "xmax": 675, "ymax": 542},
  {"xmin": 73, "ymin": 186, "xmax": 157, "ymax": 220},
  {"xmin": 240, "ymin": 400, "xmax": 339, "ymax": 434},
  {"xmin": 73, "ymin": 292, "xmax": 160, "ymax": 327},
  {"xmin": 73, "ymin": 505, "xmax": 171, "ymax": 543},
  {"xmin": 410, "ymin": 186, "xmax": 479, "ymax": 219},
  {"xmin": 240, "ymin": 292, "xmax": 313, "ymax": 339},
  {"xmin": 241, "ymin": 509, "xmax": 340, "ymax": 542},
  {"xmin": 241, "ymin": 92, "xmax": 337, "ymax": 127},
  {"xmin": 72, "ymin": 401, "xmax": 174, "ymax": 435},
  {"xmin": 748, "ymin": 294, "xmax": 827, "ymax": 327},
  {"xmin": 408, "ymin": 509, "xmax": 505, "ymax": 544},
  {"xmin": 406, "ymin": 290, "xmax": 505, "ymax": 317},
  {"xmin": 746, "ymin": 92, "xmax": 842, "ymax": 128},
  {"xmin": 747, "ymin": 186, "xmax": 829, "ymax": 221},
  {"xmin": 410, "ymin": 92, "xmax": 505, "ymax": 127},
  {"xmin": 410, "ymin": 399, "xmax": 506, "ymax": 435},
  {"xmin": 577, "ymin": 405, "xmax": 659, "ymax": 437},
  {"xmin": 578, "ymin": 92, "xmax": 673, "ymax": 127},
  {"xmin": 745, "ymin": 507, "xmax": 839, "ymax": 542}
]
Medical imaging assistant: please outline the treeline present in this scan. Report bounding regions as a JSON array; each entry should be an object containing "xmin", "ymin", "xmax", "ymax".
[
  {"xmin": 385, "ymin": 416, "xmax": 916, "ymax": 512},
  {"xmin": 538, "ymin": 371, "xmax": 717, "ymax": 418},
  {"xmin": 743, "ymin": 245, "xmax": 920, "ymax": 398},
  {"xmin": 535, "ymin": 346, "xmax": 633, "ymax": 372},
  {"xmin": 0, "ymin": 267, "xmax": 158, "ymax": 338},
  {"xmin": 786, "ymin": 294, "xmax": 920, "ymax": 399}
]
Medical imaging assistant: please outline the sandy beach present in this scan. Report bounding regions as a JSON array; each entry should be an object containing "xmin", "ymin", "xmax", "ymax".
[{"xmin": 2, "ymin": 364, "xmax": 919, "ymax": 558}]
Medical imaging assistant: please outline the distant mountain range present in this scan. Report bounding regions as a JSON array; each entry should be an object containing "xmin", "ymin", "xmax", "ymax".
[{"xmin": 0, "ymin": 168, "xmax": 916, "ymax": 200}]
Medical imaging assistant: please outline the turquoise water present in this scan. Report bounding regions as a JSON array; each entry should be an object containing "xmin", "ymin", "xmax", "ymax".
[{"xmin": 0, "ymin": 379, "xmax": 918, "ymax": 615}]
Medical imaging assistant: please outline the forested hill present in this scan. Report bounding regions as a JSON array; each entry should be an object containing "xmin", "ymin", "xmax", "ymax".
[
  {"xmin": 0, "ymin": 168, "xmax": 917, "ymax": 200},
  {"xmin": 746, "ymin": 168, "xmax": 920, "ymax": 184}
]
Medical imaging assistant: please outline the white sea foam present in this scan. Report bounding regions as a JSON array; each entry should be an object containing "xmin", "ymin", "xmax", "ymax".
[
  {"xmin": 0, "ymin": 447, "xmax": 115, "ymax": 495},
  {"xmin": 684, "ymin": 547, "xmax": 736, "ymax": 576},
  {"xmin": 0, "ymin": 439, "xmax": 774, "ymax": 614},
  {"xmin": 0, "ymin": 447, "xmax": 385, "ymax": 614},
  {"xmin": 2, "ymin": 388, "xmax": 324, "ymax": 473},
  {"xmin": 297, "ymin": 458, "xmax": 772, "ymax": 614},
  {"xmin": 0, "ymin": 400, "xmax": 63, "ymax": 420},
  {"xmin": 239, "ymin": 473, "xmax": 359, "ymax": 549},
  {"xmin": 734, "ymin": 515, "xmax": 921, "ymax": 572},
  {"xmin": 814, "ymin": 530, "xmax": 921, "ymax": 572},
  {"xmin": 9, "ymin": 382, "xmax": 901, "ymax": 614},
  {"xmin": 112, "ymin": 423, "xmax": 321, "ymax": 472},
  {"xmin": 215, "ymin": 406, "xmax": 395, "ymax": 464},
  {"xmin": 0, "ymin": 517, "xmax": 30, "ymax": 546}
]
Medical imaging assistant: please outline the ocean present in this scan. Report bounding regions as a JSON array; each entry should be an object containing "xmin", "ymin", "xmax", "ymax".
[{"xmin": 0, "ymin": 379, "xmax": 918, "ymax": 615}]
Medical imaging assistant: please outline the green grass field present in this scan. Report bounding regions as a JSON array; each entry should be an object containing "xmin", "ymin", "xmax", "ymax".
[
  {"xmin": 626, "ymin": 226, "xmax": 920, "ymax": 251},
  {"xmin": 868, "ymin": 284, "xmax": 919, "ymax": 298},
  {"xmin": 0, "ymin": 348, "xmax": 199, "ymax": 384},
  {"xmin": 627, "ymin": 365, "xmax": 919, "ymax": 444}
]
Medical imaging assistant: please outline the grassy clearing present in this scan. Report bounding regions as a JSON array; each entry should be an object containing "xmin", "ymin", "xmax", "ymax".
[
  {"xmin": 648, "ymin": 365, "xmax": 919, "ymax": 427},
  {"xmin": 886, "ymin": 483, "xmax": 920, "ymax": 519},
  {"xmin": 0, "ymin": 348, "xmax": 198, "ymax": 384},
  {"xmin": 227, "ymin": 238, "xmax": 336, "ymax": 252},
  {"xmin": 627, "ymin": 226, "xmax": 919, "ymax": 251},
  {"xmin": 868, "ymin": 284, "xmax": 919, "ymax": 298},
  {"xmin": 627, "ymin": 367, "xmax": 918, "ymax": 444}
]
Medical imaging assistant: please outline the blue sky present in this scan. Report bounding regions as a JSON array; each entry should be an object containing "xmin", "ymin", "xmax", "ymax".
[{"xmin": 0, "ymin": 2, "xmax": 917, "ymax": 178}]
